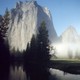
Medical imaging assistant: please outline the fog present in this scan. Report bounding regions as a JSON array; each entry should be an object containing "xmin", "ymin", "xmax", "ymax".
[{"xmin": 51, "ymin": 42, "xmax": 80, "ymax": 59}]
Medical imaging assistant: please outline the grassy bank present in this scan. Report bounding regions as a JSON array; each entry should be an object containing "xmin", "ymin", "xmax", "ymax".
[{"xmin": 49, "ymin": 59, "xmax": 80, "ymax": 74}]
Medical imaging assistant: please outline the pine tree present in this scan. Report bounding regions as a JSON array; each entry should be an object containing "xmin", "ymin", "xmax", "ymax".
[
  {"xmin": 0, "ymin": 8, "xmax": 10, "ymax": 56},
  {"xmin": 0, "ymin": 9, "xmax": 10, "ymax": 72},
  {"xmin": 0, "ymin": 8, "xmax": 10, "ymax": 42},
  {"xmin": 30, "ymin": 35, "xmax": 37, "ymax": 61},
  {"xmin": 23, "ymin": 42, "xmax": 30, "ymax": 63},
  {"xmin": 23, "ymin": 22, "xmax": 50, "ymax": 80},
  {"xmin": 0, "ymin": 15, "xmax": 4, "ymax": 42},
  {"xmin": 37, "ymin": 21, "xmax": 50, "ymax": 65},
  {"xmin": 3, "ymin": 8, "xmax": 10, "ymax": 38},
  {"xmin": 24, "ymin": 35, "xmax": 37, "ymax": 62},
  {"xmin": 24, "ymin": 21, "xmax": 50, "ymax": 66}
]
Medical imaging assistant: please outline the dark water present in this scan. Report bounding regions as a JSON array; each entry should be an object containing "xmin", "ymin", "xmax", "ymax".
[
  {"xmin": 0, "ymin": 65, "xmax": 80, "ymax": 80},
  {"xmin": 0, "ymin": 62, "xmax": 50, "ymax": 80},
  {"xmin": 49, "ymin": 68, "xmax": 80, "ymax": 80},
  {"xmin": 1, "ymin": 63, "xmax": 80, "ymax": 80},
  {"xmin": 9, "ymin": 64, "xmax": 49, "ymax": 80}
]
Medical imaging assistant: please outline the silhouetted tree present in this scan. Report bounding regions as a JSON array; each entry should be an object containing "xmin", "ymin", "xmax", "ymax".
[
  {"xmin": 24, "ymin": 21, "xmax": 50, "ymax": 80},
  {"xmin": 0, "ymin": 10, "xmax": 10, "ymax": 61},
  {"xmin": 0, "ymin": 9, "xmax": 10, "ymax": 39},
  {"xmin": 0, "ymin": 9, "xmax": 10, "ymax": 80},
  {"xmin": 24, "ymin": 35, "xmax": 37, "ymax": 63},
  {"xmin": 0, "ymin": 15, "xmax": 4, "ymax": 43},
  {"xmin": 50, "ymin": 46, "xmax": 57, "ymax": 59},
  {"xmin": 29, "ymin": 35, "xmax": 37, "ymax": 61},
  {"xmin": 23, "ymin": 42, "xmax": 30, "ymax": 64},
  {"xmin": 37, "ymin": 21, "xmax": 50, "ymax": 66}
]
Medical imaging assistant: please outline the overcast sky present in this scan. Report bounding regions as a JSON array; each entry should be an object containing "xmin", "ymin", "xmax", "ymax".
[{"xmin": 0, "ymin": 0, "xmax": 80, "ymax": 36}]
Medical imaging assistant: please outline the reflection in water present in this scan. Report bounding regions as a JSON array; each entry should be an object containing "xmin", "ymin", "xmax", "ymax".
[
  {"xmin": 9, "ymin": 63, "xmax": 49, "ymax": 80},
  {"xmin": 24, "ymin": 63, "xmax": 49, "ymax": 80},
  {"xmin": 9, "ymin": 65, "xmax": 27, "ymax": 80},
  {"xmin": 1, "ymin": 64, "xmax": 80, "ymax": 80},
  {"xmin": 49, "ymin": 68, "xmax": 80, "ymax": 80}
]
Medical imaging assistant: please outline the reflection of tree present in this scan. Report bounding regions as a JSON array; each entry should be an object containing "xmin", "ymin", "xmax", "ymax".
[{"xmin": 24, "ymin": 63, "xmax": 49, "ymax": 80}]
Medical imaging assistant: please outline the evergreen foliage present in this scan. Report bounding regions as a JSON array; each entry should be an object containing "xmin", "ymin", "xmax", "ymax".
[
  {"xmin": 29, "ymin": 35, "xmax": 37, "ymax": 61},
  {"xmin": 37, "ymin": 21, "xmax": 50, "ymax": 63},
  {"xmin": 24, "ymin": 21, "xmax": 50, "ymax": 67},
  {"xmin": 24, "ymin": 21, "xmax": 50, "ymax": 80},
  {"xmin": 0, "ymin": 8, "xmax": 10, "ymax": 41},
  {"xmin": 0, "ymin": 9, "xmax": 10, "ymax": 63},
  {"xmin": 0, "ymin": 15, "xmax": 4, "ymax": 42},
  {"xmin": 24, "ymin": 35, "xmax": 37, "ymax": 63},
  {"xmin": 0, "ymin": 9, "xmax": 10, "ymax": 75}
]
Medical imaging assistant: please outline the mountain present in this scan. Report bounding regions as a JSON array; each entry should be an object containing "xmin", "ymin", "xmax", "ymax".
[
  {"xmin": 51, "ymin": 26, "xmax": 80, "ymax": 59},
  {"xmin": 7, "ymin": 1, "xmax": 57, "ymax": 52},
  {"xmin": 60, "ymin": 26, "xmax": 80, "ymax": 43}
]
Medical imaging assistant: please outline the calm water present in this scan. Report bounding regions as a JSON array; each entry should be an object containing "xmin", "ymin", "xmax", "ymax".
[
  {"xmin": 9, "ymin": 65, "xmax": 27, "ymax": 80},
  {"xmin": 1, "ymin": 64, "xmax": 80, "ymax": 80},
  {"xmin": 49, "ymin": 68, "xmax": 80, "ymax": 80},
  {"xmin": 8, "ymin": 64, "xmax": 49, "ymax": 80}
]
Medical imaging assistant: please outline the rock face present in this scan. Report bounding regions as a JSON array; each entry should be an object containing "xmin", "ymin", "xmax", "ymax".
[
  {"xmin": 7, "ymin": 1, "xmax": 57, "ymax": 52},
  {"xmin": 52, "ymin": 26, "xmax": 80, "ymax": 59},
  {"xmin": 60, "ymin": 26, "xmax": 79, "ymax": 43}
]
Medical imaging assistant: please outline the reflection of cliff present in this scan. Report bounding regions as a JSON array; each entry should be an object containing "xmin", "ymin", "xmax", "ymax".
[{"xmin": 9, "ymin": 66, "xmax": 27, "ymax": 80}]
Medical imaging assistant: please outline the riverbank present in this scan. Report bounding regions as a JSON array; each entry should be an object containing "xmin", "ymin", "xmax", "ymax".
[{"xmin": 49, "ymin": 59, "xmax": 80, "ymax": 74}]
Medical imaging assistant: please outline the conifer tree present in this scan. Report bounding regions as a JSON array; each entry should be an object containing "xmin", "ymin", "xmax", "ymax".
[
  {"xmin": 0, "ymin": 9, "xmax": 10, "ymax": 66},
  {"xmin": 24, "ymin": 21, "xmax": 50, "ymax": 66},
  {"xmin": 0, "ymin": 8, "xmax": 10, "ymax": 42},
  {"xmin": 37, "ymin": 21, "xmax": 50, "ymax": 65},
  {"xmin": 30, "ymin": 35, "xmax": 37, "ymax": 61},
  {"xmin": 0, "ymin": 15, "xmax": 4, "ymax": 42},
  {"xmin": 0, "ymin": 10, "xmax": 10, "ymax": 80},
  {"xmin": 3, "ymin": 8, "xmax": 10, "ymax": 38}
]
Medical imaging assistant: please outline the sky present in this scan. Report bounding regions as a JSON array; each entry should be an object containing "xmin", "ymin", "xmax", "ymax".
[{"xmin": 0, "ymin": 0, "xmax": 80, "ymax": 36}]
